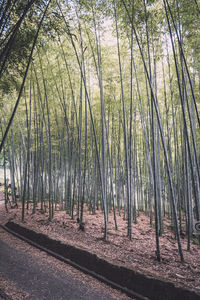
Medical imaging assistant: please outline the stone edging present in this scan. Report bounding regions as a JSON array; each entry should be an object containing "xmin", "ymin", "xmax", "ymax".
[{"xmin": 3, "ymin": 221, "xmax": 200, "ymax": 300}]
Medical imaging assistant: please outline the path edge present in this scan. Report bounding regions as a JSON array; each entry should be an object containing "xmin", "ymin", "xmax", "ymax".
[{"xmin": 2, "ymin": 221, "xmax": 200, "ymax": 300}]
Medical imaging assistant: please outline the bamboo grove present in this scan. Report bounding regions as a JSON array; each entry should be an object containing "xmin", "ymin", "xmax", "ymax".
[{"xmin": 0, "ymin": 0, "xmax": 200, "ymax": 262}]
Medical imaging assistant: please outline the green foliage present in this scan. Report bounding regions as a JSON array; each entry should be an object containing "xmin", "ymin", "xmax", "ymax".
[{"xmin": 0, "ymin": 1, "xmax": 199, "ymax": 243}]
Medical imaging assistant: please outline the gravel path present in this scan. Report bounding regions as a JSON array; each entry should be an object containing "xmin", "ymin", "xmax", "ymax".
[{"xmin": 0, "ymin": 228, "xmax": 132, "ymax": 300}]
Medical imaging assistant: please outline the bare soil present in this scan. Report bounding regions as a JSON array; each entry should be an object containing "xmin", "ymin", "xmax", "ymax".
[{"xmin": 0, "ymin": 194, "xmax": 200, "ymax": 295}]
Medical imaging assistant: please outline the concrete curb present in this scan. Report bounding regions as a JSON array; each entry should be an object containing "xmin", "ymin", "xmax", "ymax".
[{"xmin": 2, "ymin": 221, "xmax": 200, "ymax": 300}]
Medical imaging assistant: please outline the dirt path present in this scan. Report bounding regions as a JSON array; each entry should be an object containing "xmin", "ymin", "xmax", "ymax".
[
  {"xmin": 0, "ymin": 227, "xmax": 133, "ymax": 300},
  {"xmin": 0, "ymin": 192, "xmax": 4, "ymax": 204}
]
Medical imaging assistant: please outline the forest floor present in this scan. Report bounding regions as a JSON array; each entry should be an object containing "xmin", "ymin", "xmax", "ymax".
[{"xmin": 0, "ymin": 194, "xmax": 200, "ymax": 295}]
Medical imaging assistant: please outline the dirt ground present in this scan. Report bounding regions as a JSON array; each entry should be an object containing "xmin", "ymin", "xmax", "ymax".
[{"xmin": 0, "ymin": 193, "xmax": 200, "ymax": 295}]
